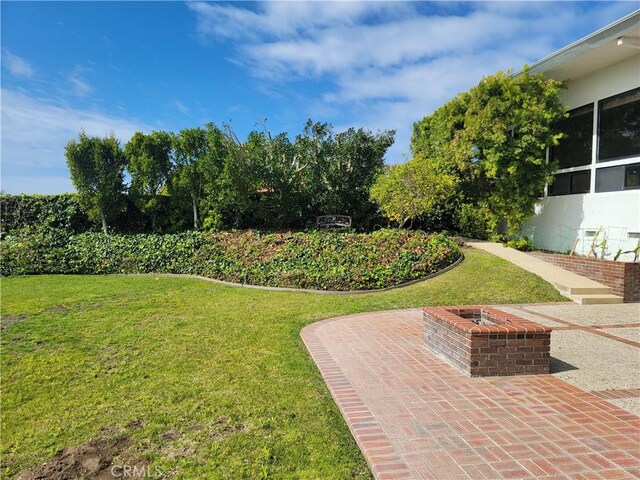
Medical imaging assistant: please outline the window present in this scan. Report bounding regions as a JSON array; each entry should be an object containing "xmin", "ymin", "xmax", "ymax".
[
  {"xmin": 598, "ymin": 88, "xmax": 640, "ymax": 162},
  {"xmin": 596, "ymin": 163, "xmax": 640, "ymax": 192},
  {"xmin": 548, "ymin": 170, "xmax": 591, "ymax": 196},
  {"xmin": 625, "ymin": 163, "xmax": 640, "ymax": 189},
  {"xmin": 550, "ymin": 104, "xmax": 594, "ymax": 169},
  {"xmin": 571, "ymin": 169, "xmax": 591, "ymax": 193}
]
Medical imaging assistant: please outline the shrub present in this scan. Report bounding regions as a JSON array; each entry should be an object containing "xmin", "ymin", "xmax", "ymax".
[
  {"xmin": 411, "ymin": 69, "xmax": 565, "ymax": 235},
  {"xmin": 0, "ymin": 229, "xmax": 460, "ymax": 291},
  {"xmin": 503, "ymin": 236, "xmax": 535, "ymax": 252},
  {"xmin": 0, "ymin": 228, "xmax": 72, "ymax": 275},
  {"xmin": 370, "ymin": 159, "xmax": 459, "ymax": 228},
  {"xmin": 454, "ymin": 203, "xmax": 498, "ymax": 240}
]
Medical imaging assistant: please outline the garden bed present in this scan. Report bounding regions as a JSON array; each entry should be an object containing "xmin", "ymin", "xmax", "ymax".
[{"xmin": 0, "ymin": 229, "xmax": 461, "ymax": 291}]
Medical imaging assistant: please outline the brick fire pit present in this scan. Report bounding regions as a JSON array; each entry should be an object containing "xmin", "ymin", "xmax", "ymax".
[{"xmin": 423, "ymin": 306, "xmax": 552, "ymax": 376}]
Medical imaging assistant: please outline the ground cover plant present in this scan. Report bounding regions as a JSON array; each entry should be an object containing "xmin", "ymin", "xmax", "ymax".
[
  {"xmin": 0, "ymin": 229, "xmax": 460, "ymax": 291},
  {"xmin": 0, "ymin": 249, "xmax": 567, "ymax": 479}
]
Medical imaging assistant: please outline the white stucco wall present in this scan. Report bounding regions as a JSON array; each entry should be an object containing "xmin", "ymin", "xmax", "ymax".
[
  {"xmin": 561, "ymin": 56, "xmax": 639, "ymax": 109},
  {"xmin": 524, "ymin": 55, "xmax": 640, "ymax": 261},
  {"xmin": 526, "ymin": 190, "xmax": 640, "ymax": 259}
]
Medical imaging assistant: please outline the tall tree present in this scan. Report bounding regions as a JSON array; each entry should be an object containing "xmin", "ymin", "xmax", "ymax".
[
  {"xmin": 65, "ymin": 131, "xmax": 126, "ymax": 234},
  {"xmin": 299, "ymin": 121, "xmax": 395, "ymax": 224},
  {"xmin": 125, "ymin": 131, "xmax": 173, "ymax": 231},
  {"xmin": 172, "ymin": 127, "xmax": 209, "ymax": 229}
]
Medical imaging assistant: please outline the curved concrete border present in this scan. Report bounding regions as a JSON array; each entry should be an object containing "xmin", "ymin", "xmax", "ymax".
[{"xmin": 112, "ymin": 253, "xmax": 464, "ymax": 295}]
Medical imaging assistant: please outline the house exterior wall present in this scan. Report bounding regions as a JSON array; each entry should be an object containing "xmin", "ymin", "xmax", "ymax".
[{"xmin": 524, "ymin": 56, "xmax": 640, "ymax": 261}]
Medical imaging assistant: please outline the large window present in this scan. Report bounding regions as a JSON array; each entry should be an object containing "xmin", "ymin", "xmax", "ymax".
[
  {"xmin": 550, "ymin": 104, "xmax": 594, "ymax": 169},
  {"xmin": 598, "ymin": 88, "xmax": 640, "ymax": 162},
  {"xmin": 548, "ymin": 170, "xmax": 591, "ymax": 196},
  {"xmin": 595, "ymin": 163, "xmax": 640, "ymax": 192}
]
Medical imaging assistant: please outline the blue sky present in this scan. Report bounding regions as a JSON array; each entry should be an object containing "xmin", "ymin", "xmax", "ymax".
[{"xmin": 2, "ymin": 1, "xmax": 638, "ymax": 194}]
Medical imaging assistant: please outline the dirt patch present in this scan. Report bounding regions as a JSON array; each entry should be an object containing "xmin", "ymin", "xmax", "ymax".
[
  {"xmin": 16, "ymin": 437, "xmax": 148, "ymax": 480},
  {"xmin": 126, "ymin": 420, "xmax": 144, "ymax": 430},
  {"xmin": 1, "ymin": 314, "xmax": 29, "ymax": 331},
  {"xmin": 210, "ymin": 416, "xmax": 245, "ymax": 440},
  {"xmin": 161, "ymin": 431, "xmax": 180, "ymax": 441}
]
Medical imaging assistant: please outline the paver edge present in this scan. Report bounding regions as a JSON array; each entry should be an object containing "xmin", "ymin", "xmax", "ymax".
[{"xmin": 301, "ymin": 311, "xmax": 417, "ymax": 479}]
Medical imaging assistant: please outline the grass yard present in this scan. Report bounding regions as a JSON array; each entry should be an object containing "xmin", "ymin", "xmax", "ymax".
[{"xmin": 1, "ymin": 248, "xmax": 566, "ymax": 479}]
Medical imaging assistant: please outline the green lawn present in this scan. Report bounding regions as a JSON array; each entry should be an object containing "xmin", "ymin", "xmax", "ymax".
[{"xmin": 1, "ymin": 248, "xmax": 566, "ymax": 479}]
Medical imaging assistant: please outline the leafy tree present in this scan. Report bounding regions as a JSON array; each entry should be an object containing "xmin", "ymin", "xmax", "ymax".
[
  {"xmin": 172, "ymin": 127, "xmax": 209, "ymax": 229},
  {"xmin": 65, "ymin": 131, "xmax": 126, "ymax": 234},
  {"xmin": 371, "ymin": 159, "xmax": 458, "ymax": 228},
  {"xmin": 407, "ymin": 68, "xmax": 565, "ymax": 235},
  {"xmin": 64, "ymin": 121, "xmax": 395, "ymax": 233},
  {"xmin": 199, "ymin": 125, "xmax": 257, "ymax": 229},
  {"xmin": 299, "ymin": 121, "xmax": 395, "ymax": 225},
  {"xmin": 246, "ymin": 128, "xmax": 307, "ymax": 228},
  {"xmin": 125, "ymin": 131, "xmax": 173, "ymax": 231}
]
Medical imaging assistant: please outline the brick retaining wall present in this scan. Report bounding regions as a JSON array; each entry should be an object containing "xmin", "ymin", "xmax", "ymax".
[{"xmin": 529, "ymin": 252, "xmax": 640, "ymax": 302}]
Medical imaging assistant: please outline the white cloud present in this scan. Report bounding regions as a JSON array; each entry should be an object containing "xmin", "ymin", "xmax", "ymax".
[
  {"xmin": 68, "ymin": 75, "xmax": 94, "ymax": 97},
  {"xmin": 241, "ymin": 11, "xmax": 526, "ymax": 78},
  {"xmin": 1, "ymin": 88, "xmax": 153, "ymax": 194},
  {"xmin": 188, "ymin": 1, "xmax": 638, "ymax": 164},
  {"xmin": 66, "ymin": 67, "xmax": 94, "ymax": 97},
  {"xmin": 187, "ymin": 1, "xmax": 401, "ymax": 42},
  {"xmin": 171, "ymin": 99, "xmax": 191, "ymax": 114},
  {"xmin": 1, "ymin": 50, "xmax": 36, "ymax": 78}
]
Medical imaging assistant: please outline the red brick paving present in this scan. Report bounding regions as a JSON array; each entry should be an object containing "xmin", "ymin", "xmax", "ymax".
[{"xmin": 301, "ymin": 309, "xmax": 640, "ymax": 480}]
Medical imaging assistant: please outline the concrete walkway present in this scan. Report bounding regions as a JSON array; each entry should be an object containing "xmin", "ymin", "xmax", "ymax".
[
  {"xmin": 466, "ymin": 241, "xmax": 623, "ymax": 304},
  {"xmin": 302, "ymin": 305, "xmax": 640, "ymax": 479}
]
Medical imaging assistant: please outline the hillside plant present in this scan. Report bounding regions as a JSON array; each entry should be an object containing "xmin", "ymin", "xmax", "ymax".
[{"xmin": 0, "ymin": 229, "xmax": 460, "ymax": 291}]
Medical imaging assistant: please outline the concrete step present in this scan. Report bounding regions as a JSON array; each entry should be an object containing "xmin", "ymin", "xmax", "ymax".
[
  {"xmin": 466, "ymin": 242, "xmax": 622, "ymax": 305},
  {"xmin": 553, "ymin": 283, "xmax": 613, "ymax": 295},
  {"xmin": 571, "ymin": 294, "xmax": 624, "ymax": 305}
]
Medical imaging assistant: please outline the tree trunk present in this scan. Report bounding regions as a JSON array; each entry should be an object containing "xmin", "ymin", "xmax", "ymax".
[
  {"xmin": 192, "ymin": 196, "xmax": 198, "ymax": 229},
  {"xmin": 101, "ymin": 213, "xmax": 108, "ymax": 234}
]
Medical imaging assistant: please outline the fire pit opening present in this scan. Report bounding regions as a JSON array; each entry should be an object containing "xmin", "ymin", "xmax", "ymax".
[
  {"xmin": 458, "ymin": 310, "xmax": 508, "ymax": 326},
  {"xmin": 423, "ymin": 306, "xmax": 552, "ymax": 377}
]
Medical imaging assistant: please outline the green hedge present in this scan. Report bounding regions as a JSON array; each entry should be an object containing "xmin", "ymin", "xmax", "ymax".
[
  {"xmin": 0, "ymin": 194, "xmax": 193, "ymax": 235},
  {"xmin": 0, "ymin": 229, "xmax": 461, "ymax": 291},
  {"xmin": 0, "ymin": 194, "xmax": 93, "ymax": 234}
]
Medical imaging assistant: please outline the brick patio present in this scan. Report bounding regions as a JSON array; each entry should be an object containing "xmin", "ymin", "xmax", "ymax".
[{"xmin": 301, "ymin": 308, "xmax": 640, "ymax": 479}]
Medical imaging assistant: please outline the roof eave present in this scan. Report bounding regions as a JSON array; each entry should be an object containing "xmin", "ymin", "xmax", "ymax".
[{"xmin": 515, "ymin": 9, "xmax": 640, "ymax": 77}]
